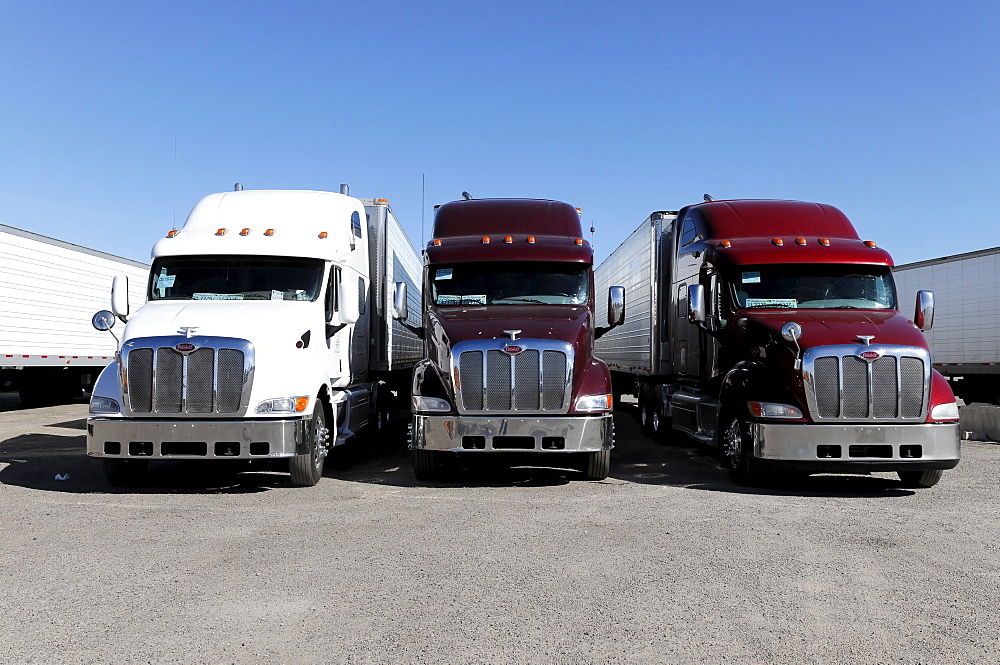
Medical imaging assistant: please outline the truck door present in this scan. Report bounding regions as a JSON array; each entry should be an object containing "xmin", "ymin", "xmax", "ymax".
[{"xmin": 672, "ymin": 214, "xmax": 704, "ymax": 377}]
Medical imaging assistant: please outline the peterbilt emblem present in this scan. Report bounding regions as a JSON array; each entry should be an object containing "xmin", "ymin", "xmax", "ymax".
[
  {"xmin": 175, "ymin": 342, "xmax": 196, "ymax": 353},
  {"xmin": 859, "ymin": 350, "xmax": 881, "ymax": 360},
  {"xmin": 856, "ymin": 335, "xmax": 875, "ymax": 345},
  {"xmin": 503, "ymin": 345, "xmax": 523, "ymax": 355},
  {"xmin": 502, "ymin": 329, "xmax": 522, "ymax": 341}
]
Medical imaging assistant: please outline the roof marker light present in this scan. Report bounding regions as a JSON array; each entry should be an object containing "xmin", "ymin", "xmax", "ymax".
[
  {"xmin": 719, "ymin": 240, "xmax": 732, "ymax": 248},
  {"xmin": 240, "ymin": 228, "xmax": 251, "ymax": 236},
  {"xmin": 772, "ymin": 238, "xmax": 784, "ymax": 246},
  {"xmin": 433, "ymin": 238, "xmax": 443, "ymax": 246},
  {"xmin": 377, "ymin": 198, "xmax": 388, "ymax": 203},
  {"xmin": 575, "ymin": 238, "xmax": 584, "ymax": 245},
  {"xmin": 216, "ymin": 228, "xmax": 227, "ymax": 236},
  {"xmin": 318, "ymin": 231, "xmax": 329, "ymax": 239},
  {"xmin": 795, "ymin": 237, "xmax": 807, "ymax": 245},
  {"xmin": 864, "ymin": 240, "xmax": 878, "ymax": 248},
  {"xmin": 527, "ymin": 236, "xmax": 536, "ymax": 244},
  {"xmin": 504, "ymin": 236, "xmax": 513, "ymax": 243},
  {"xmin": 819, "ymin": 238, "xmax": 831, "ymax": 246},
  {"xmin": 166, "ymin": 230, "xmax": 179, "ymax": 238},
  {"xmin": 482, "ymin": 236, "xmax": 491, "ymax": 244},
  {"xmin": 264, "ymin": 229, "xmax": 276, "ymax": 236}
]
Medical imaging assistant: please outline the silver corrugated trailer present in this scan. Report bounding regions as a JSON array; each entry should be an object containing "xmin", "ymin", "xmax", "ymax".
[
  {"xmin": 362, "ymin": 199, "xmax": 423, "ymax": 372},
  {"xmin": 0, "ymin": 224, "xmax": 149, "ymax": 405},
  {"xmin": 893, "ymin": 246, "xmax": 1000, "ymax": 403},
  {"xmin": 594, "ymin": 211, "xmax": 678, "ymax": 383}
]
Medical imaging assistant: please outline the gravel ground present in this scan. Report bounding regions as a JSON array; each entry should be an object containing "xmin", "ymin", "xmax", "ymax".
[{"xmin": 0, "ymin": 395, "xmax": 997, "ymax": 664}]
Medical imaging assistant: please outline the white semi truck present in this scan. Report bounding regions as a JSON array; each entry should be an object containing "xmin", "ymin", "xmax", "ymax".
[
  {"xmin": 87, "ymin": 187, "xmax": 422, "ymax": 486},
  {"xmin": 1, "ymin": 224, "xmax": 149, "ymax": 406},
  {"xmin": 894, "ymin": 246, "xmax": 1000, "ymax": 404}
]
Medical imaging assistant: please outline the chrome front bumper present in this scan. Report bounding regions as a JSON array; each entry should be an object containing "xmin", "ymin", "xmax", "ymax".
[
  {"xmin": 752, "ymin": 422, "xmax": 960, "ymax": 472},
  {"xmin": 411, "ymin": 414, "xmax": 613, "ymax": 453},
  {"xmin": 87, "ymin": 417, "xmax": 309, "ymax": 459}
]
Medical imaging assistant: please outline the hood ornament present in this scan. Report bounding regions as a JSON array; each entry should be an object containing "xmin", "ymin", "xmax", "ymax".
[
  {"xmin": 502, "ymin": 329, "xmax": 521, "ymax": 341},
  {"xmin": 856, "ymin": 335, "xmax": 875, "ymax": 346},
  {"xmin": 179, "ymin": 326, "xmax": 199, "ymax": 338}
]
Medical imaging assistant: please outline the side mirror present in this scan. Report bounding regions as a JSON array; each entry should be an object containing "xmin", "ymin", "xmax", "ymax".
[
  {"xmin": 607, "ymin": 286, "xmax": 625, "ymax": 327},
  {"xmin": 92, "ymin": 310, "xmax": 116, "ymax": 331},
  {"xmin": 915, "ymin": 290, "xmax": 934, "ymax": 331},
  {"xmin": 393, "ymin": 282, "xmax": 409, "ymax": 321},
  {"xmin": 111, "ymin": 275, "xmax": 130, "ymax": 322},
  {"xmin": 338, "ymin": 275, "xmax": 360, "ymax": 325},
  {"xmin": 688, "ymin": 284, "xmax": 706, "ymax": 325}
]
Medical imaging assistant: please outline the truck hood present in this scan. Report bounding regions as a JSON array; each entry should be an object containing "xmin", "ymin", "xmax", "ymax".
[
  {"xmin": 122, "ymin": 301, "xmax": 321, "ymax": 348},
  {"xmin": 426, "ymin": 305, "xmax": 594, "ymax": 349},
  {"xmin": 740, "ymin": 309, "xmax": 929, "ymax": 350}
]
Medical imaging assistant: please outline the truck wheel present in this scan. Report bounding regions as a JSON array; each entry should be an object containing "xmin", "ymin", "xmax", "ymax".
[
  {"xmin": 581, "ymin": 449, "xmax": 611, "ymax": 481},
  {"xmin": 412, "ymin": 449, "xmax": 440, "ymax": 481},
  {"xmin": 897, "ymin": 469, "xmax": 943, "ymax": 488},
  {"xmin": 719, "ymin": 413, "xmax": 760, "ymax": 486},
  {"xmin": 102, "ymin": 458, "xmax": 148, "ymax": 487},
  {"xmin": 639, "ymin": 385, "xmax": 656, "ymax": 437},
  {"xmin": 290, "ymin": 402, "xmax": 329, "ymax": 486}
]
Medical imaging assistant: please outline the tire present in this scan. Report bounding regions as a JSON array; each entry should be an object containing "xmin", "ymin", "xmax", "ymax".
[
  {"xmin": 102, "ymin": 458, "xmax": 149, "ymax": 487},
  {"xmin": 289, "ymin": 401, "xmax": 329, "ymax": 487},
  {"xmin": 897, "ymin": 469, "xmax": 943, "ymax": 488},
  {"xmin": 412, "ymin": 448, "xmax": 440, "ymax": 481},
  {"xmin": 581, "ymin": 449, "xmax": 611, "ymax": 481},
  {"xmin": 719, "ymin": 411, "xmax": 760, "ymax": 486}
]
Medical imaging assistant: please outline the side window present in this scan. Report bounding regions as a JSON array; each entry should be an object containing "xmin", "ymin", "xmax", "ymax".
[
  {"xmin": 358, "ymin": 277, "xmax": 367, "ymax": 315},
  {"xmin": 325, "ymin": 266, "xmax": 341, "ymax": 322},
  {"xmin": 677, "ymin": 285, "xmax": 687, "ymax": 318},
  {"xmin": 679, "ymin": 219, "xmax": 699, "ymax": 247},
  {"xmin": 351, "ymin": 211, "xmax": 362, "ymax": 238}
]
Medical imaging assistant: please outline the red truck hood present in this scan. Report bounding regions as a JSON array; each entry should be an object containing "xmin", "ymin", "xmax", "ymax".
[
  {"xmin": 741, "ymin": 309, "xmax": 929, "ymax": 350},
  {"xmin": 427, "ymin": 305, "xmax": 593, "ymax": 349}
]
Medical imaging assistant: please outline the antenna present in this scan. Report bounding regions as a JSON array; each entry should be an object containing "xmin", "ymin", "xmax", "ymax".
[
  {"xmin": 421, "ymin": 173, "xmax": 426, "ymax": 247},
  {"xmin": 461, "ymin": 191, "xmax": 473, "ymax": 200}
]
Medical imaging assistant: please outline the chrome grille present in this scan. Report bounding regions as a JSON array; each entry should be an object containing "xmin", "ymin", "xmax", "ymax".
[
  {"xmin": 454, "ymin": 340, "xmax": 572, "ymax": 414},
  {"xmin": 124, "ymin": 336, "xmax": 253, "ymax": 416},
  {"xmin": 805, "ymin": 345, "xmax": 929, "ymax": 421}
]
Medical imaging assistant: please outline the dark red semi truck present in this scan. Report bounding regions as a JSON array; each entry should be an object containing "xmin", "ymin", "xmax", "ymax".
[
  {"xmin": 595, "ymin": 199, "xmax": 961, "ymax": 487},
  {"xmin": 403, "ymin": 198, "xmax": 623, "ymax": 481}
]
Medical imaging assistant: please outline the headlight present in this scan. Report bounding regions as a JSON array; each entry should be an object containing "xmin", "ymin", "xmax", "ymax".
[
  {"xmin": 931, "ymin": 402, "xmax": 960, "ymax": 421},
  {"xmin": 89, "ymin": 396, "xmax": 120, "ymax": 414},
  {"xmin": 412, "ymin": 396, "xmax": 451, "ymax": 413},
  {"xmin": 748, "ymin": 401, "xmax": 803, "ymax": 419},
  {"xmin": 255, "ymin": 396, "xmax": 309, "ymax": 414},
  {"xmin": 574, "ymin": 394, "xmax": 613, "ymax": 412}
]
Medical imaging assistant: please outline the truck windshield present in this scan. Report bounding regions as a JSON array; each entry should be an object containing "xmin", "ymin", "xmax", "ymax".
[
  {"xmin": 732, "ymin": 265, "xmax": 896, "ymax": 310},
  {"xmin": 148, "ymin": 256, "xmax": 325, "ymax": 302},
  {"xmin": 430, "ymin": 262, "xmax": 589, "ymax": 306}
]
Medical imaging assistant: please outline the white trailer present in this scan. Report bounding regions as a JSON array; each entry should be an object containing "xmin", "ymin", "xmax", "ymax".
[
  {"xmin": 86, "ymin": 187, "xmax": 422, "ymax": 486},
  {"xmin": 0, "ymin": 224, "xmax": 149, "ymax": 406},
  {"xmin": 893, "ymin": 246, "xmax": 1000, "ymax": 403}
]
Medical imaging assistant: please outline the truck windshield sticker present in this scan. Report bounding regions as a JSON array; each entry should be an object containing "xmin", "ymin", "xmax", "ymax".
[
  {"xmin": 270, "ymin": 290, "xmax": 284, "ymax": 301},
  {"xmin": 742, "ymin": 272, "xmax": 761, "ymax": 283},
  {"xmin": 437, "ymin": 294, "xmax": 486, "ymax": 305},
  {"xmin": 746, "ymin": 298, "xmax": 797, "ymax": 309},
  {"xmin": 193, "ymin": 293, "xmax": 244, "ymax": 301},
  {"xmin": 435, "ymin": 269, "xmax": 453, "ymax": 280}
]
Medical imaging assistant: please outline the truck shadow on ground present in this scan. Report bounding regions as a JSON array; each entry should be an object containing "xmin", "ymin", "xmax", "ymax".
[{"xmin": 332, "ymin": 410, "xmax": 918, "ymax": 497}]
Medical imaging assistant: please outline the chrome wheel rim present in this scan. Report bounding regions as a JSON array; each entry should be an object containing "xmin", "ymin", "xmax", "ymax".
[{"xmin": 722, "ymin": 418, "xmax": 742, "ymax": 469}]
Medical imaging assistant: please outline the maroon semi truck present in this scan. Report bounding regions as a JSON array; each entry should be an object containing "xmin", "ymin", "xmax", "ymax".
[
  {"xmin": 595, "ymin": 199, "xmax": 961, "ymax": 487},
  {"xmin": 403, "ymin": 198, "xmax": 623, "ymax": 481}
]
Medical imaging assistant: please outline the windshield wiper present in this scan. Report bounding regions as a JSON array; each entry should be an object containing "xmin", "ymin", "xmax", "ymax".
[{"xmin": 497, "ymin": 297, "xmax": 547, "ymax": 304}]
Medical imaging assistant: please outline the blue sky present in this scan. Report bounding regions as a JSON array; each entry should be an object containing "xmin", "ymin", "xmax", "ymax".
[{"xmin": 1, "ymin": 1, "xmax": 997, "ymax": 267}]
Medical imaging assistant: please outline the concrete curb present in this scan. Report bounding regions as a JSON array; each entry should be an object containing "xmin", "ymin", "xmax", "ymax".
[{"xmin": 959, "ymin": 403, "xmax": 1000, "ymax": 443}]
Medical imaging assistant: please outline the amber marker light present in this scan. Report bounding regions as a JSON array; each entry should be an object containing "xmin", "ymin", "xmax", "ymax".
[
  {"xmin": 772, "ymin": 238, "xmax": 784, "ymax": 246},
  {"xmin": 264, "ymin": 229, "xmax": 276, "ymax": 236},
  {"xmin": 318, "ymin": 231, "xmax": 329, "ymax": 239},
  {"xmin": 240, "ymin": 228, "xmax": 251, "ymax": 236},
  {"xmin": 482, "ymin": 236, "xmax": 491, "ymax": 244},
  {"xmin": 527, "ymin": 236, "xmax": 536, "ymax": 243},
  {"xmin": 166, "ymin": 230, "xmax": 179, "ymax": 238},
  {"xmin": 433, "ymin": 238, "xmax": 443, "ymax": 246},
  {"xmin": 718, "ymin": 240, "xmax": 732, "ymax": 248},
  {"xmin": 295, "ymin": 397, "xmax": 310, "ymax": 412},
  {"xmin": 818, "ymin": 238, "xmax": 831, "ymax": 246},
  {"xmin": 575, "ymin": 238, "xmax": 584, "ymax": 245},
  {"xmin": 795, "ymin": 237, "xmax": 807, "ymax": 245},
  {"xmin": 216, "ymin": 228, "xmax": 228, "ymax": 236},
  {"xmin": 864, "ymin": 240, "xmax": 878, "ymax": 248},
  {"xmin": 504, "ymin": 236, "xmax": 513, "ymax": 243}
]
